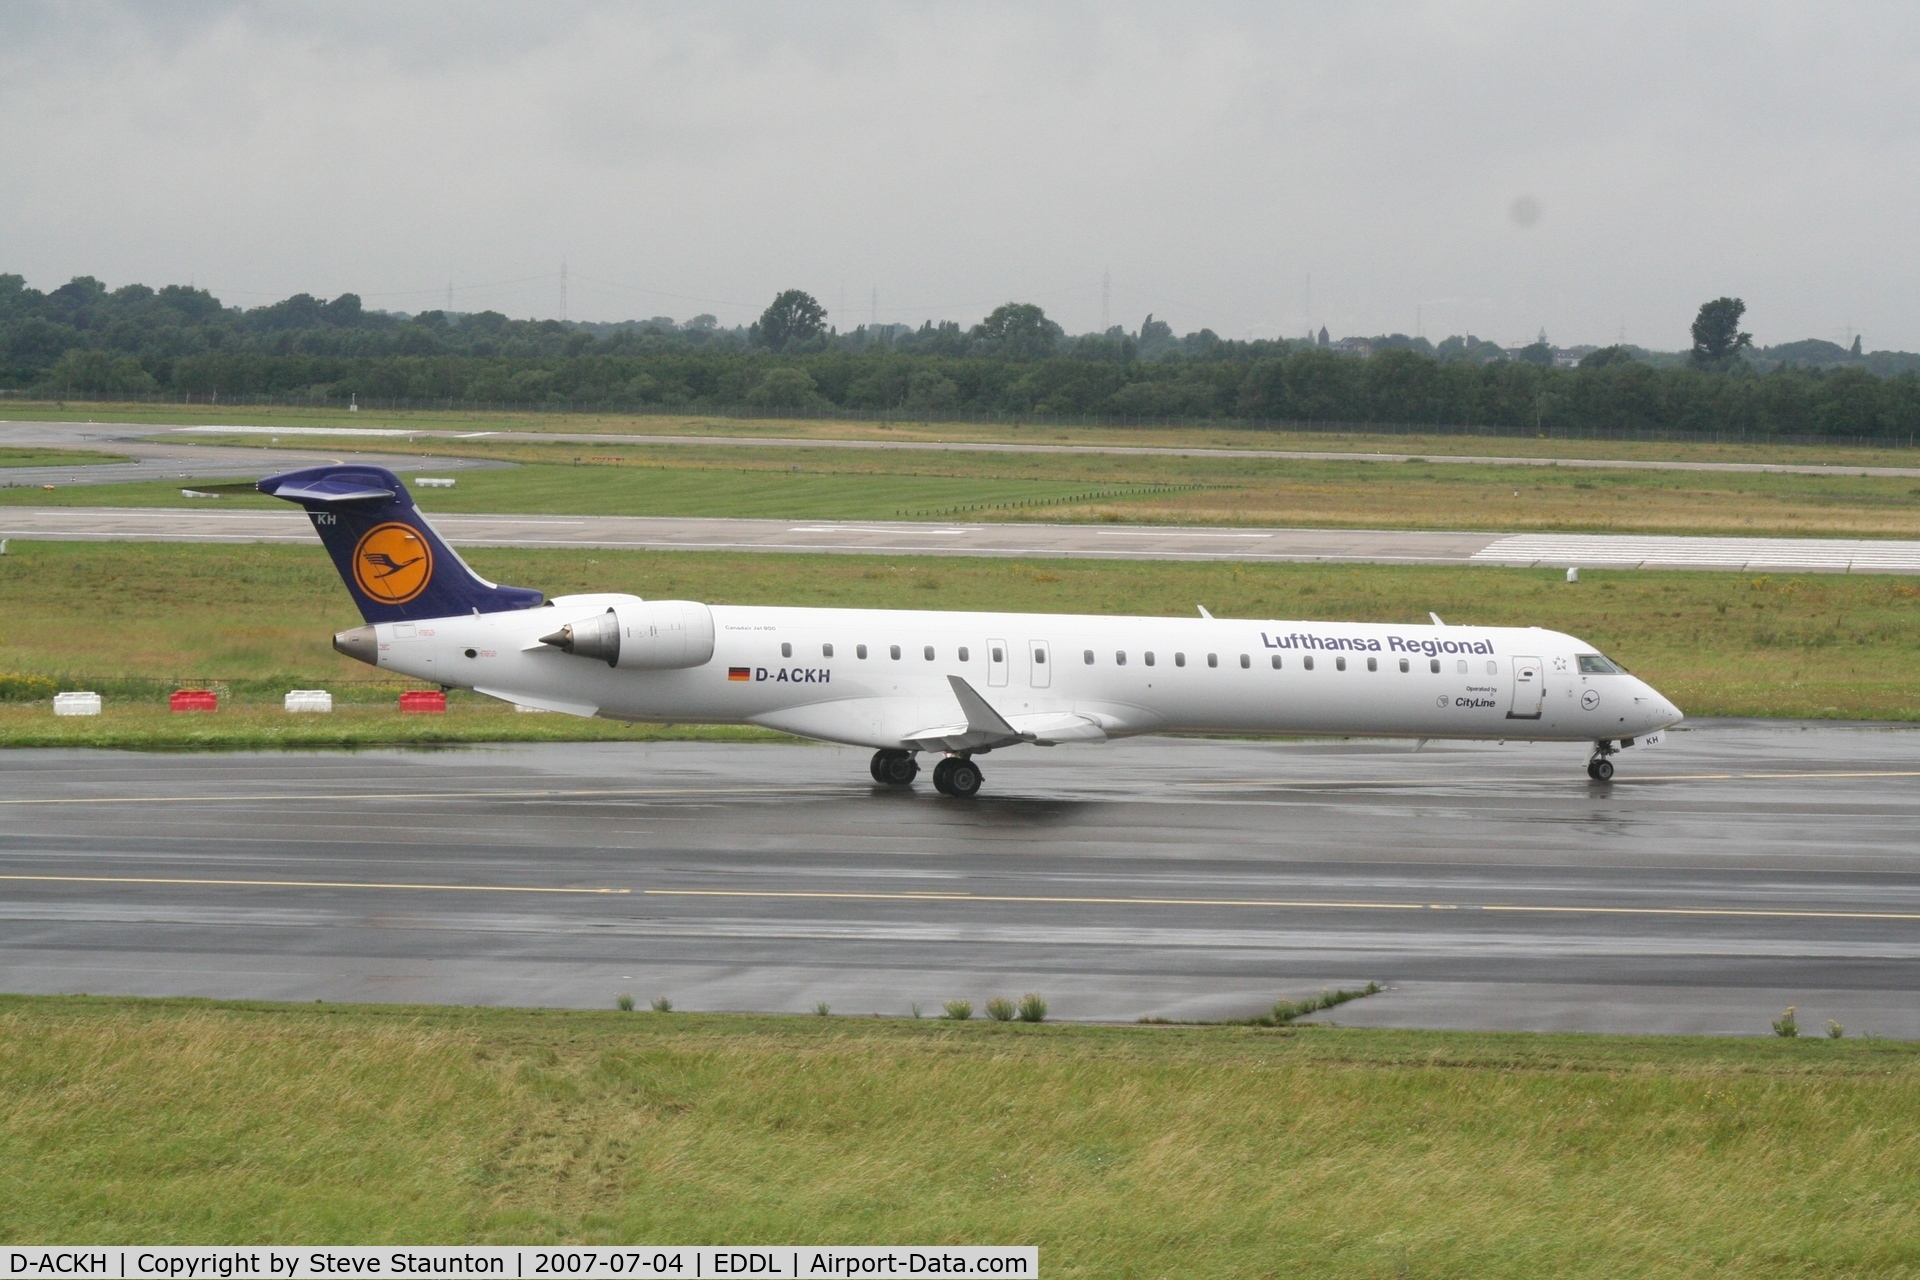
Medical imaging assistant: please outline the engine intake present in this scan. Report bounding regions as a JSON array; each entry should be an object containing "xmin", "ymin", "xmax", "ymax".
[{"xmin": 540, "ymin": 601, "xmax": 715, "ymax": 670}]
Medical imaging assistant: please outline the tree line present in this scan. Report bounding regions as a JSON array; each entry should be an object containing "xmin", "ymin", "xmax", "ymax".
[{"xmin": 4, "ymin": 274, "xmax": 1917, "ymax": 440}]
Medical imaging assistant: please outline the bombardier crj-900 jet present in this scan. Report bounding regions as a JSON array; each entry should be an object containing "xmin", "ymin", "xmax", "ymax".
[{"xmin": 262, "ymin": 465, "xmax": 1684, "ymax": 797}]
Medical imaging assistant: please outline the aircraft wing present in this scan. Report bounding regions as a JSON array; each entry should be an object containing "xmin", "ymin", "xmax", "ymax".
[{"xmin": 901, "ymin": 677, "xmax": 1107, "ymax": 751}]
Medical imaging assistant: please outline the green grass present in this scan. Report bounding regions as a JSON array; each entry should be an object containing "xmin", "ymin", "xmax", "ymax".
[
  {"xmin": 1, "ymin": 542, "xmax": 1916, "ymax": 737},
  {"xmin": 2, "ymin": 460, "xmax": 1187, "ymax": 522},
  {"xmin": 12, "ymin": 395, "xmax": 1920, "ymax": 467},
  {"xmin": 4, "ymin": 995, "xmax": 1920, "ymax": 1274},
  {"xmin": 0, "ymin": 702, "xmax": 783, "ymax": 749},
  {"xmin": 18, "ymin": 427, "xmax": 1920, "ymax": 534},
  {"xmin": 0, "ymin": 445, "xmax": 131, "ymax": 468}
]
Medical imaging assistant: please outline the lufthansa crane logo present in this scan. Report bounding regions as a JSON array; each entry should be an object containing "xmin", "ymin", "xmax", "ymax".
[{"xmin": 352, "ymin": 522, "xmax": 433, "ymax": 604}]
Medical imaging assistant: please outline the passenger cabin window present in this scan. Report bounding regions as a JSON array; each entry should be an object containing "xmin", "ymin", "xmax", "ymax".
[
  {"xmin": 1456, "ymin": 659, "xmax": 1469, "ymax": 674},
  {"xmin": 1145, "ymin": 652, "xmax": 1155, "ymax": 667},
  {"xmin": 1084, "ymin": 650, "xmax": 1094, "ymax": 665},
  {"xmin": 1577, "ymin": 653, "xmax": 1623, "ymax": 673},
  {"xmin": 992, "ymin": 646, "xmax": 1004, "ymax": 663},
  {"xmin": 1486, "ymin": 660, "xmax": 1497, "ymax": 675},
  {"xmin": 1271, "ymin": 655, "xmax": 1282, "ymax": 669},
  {"xmin": 823, "ymin": 643, "xmax": 833, "ymax": 658},
  {"xmin": 857, "ymin": 644, "xmax": 868, "ymax": 659},
  {"xmin": 1336, "ymin": 656, "xmax": 1347, "ymax": 671},
  {"xmin": 1033, "ymin": 648, "xmax": 1046, "ymax": 664},
  {"xmin": 924, "ymin": 645, "xmax": 935, "ymax": 661},
  {"xmin": 1304, "ymin": 655, "xmax": 1315, "ymax": 671},
  {"xmin": 1207, "ymin": 653, "xmax": 1218, "ymax": 668},
  {"xmin": 1399, "ymin": 658, "xmax": 1410, "ymax": 673},
  {"xmin": 1367, "ymin": 657, "xmax": 1378, "ymax": 672},
  {"xmin": 1116, "ymin": 651, "xmax": 1127, "ymax": 666},
  {"xmin": 1240, "ymin": 654, "xmax": 1250, "ymax": 669},
  {"xmin": 1175, "ymin": 653, "xmax": 1186, "ymax": 667},
  {"xmin": 890, "ymin": 645, "xmax": 901, "ymax": 660},
  {"xmin": 959, "ymin": 646, "xmax": 969, "ymax": 662},
  {"xmin": 781, "ymin": 642, "xmax": 792, "ymax": 658},
  {"xmin": 1430, "ymin": 658, "xmax": 1441, "ymax": 673}
]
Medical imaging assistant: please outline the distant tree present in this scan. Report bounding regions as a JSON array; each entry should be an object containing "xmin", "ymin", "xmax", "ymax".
[
  {"xmin": 1579, "ymin": 345, "xmax": 1637, "ymax": 369},
  {"xmin": 745, "ymin": 366, "xmax": 823, "ymax": 407},
  {"xmin": 752, "ymin": 290, "xmax": 826, "ymax": 350},
  {"xmin": 683, "ymin": 314, "xmax": 718, "ymax": 332},
  {"xmin": 1690, "ymin": 297, "xmax": 1752, "ymax": 369},
  {"xmin": 1851, "ymin": 334, "xmax": 1863, "ymax": 357},
  {"xmin": 1516, "ymin": 341, "xmax": 1554, "ymax": 367},
  {"xmin": 975, "ymin": 303, "xmax": 1063, "ymax": 358}
]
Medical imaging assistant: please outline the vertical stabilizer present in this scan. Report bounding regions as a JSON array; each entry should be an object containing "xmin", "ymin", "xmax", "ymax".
[{"xmin": 258, "ymin": 464, "xmax": 544, "ymax": 623}]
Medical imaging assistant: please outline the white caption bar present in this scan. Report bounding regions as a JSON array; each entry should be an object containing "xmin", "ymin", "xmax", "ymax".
[{"xmin": 6, "ymin": 1248, "xmax": 1036, "ymax": 1279}]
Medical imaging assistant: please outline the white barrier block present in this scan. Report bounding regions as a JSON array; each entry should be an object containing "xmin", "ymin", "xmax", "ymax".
[
  {"xmin": 415, "ymin": 477, "xmax": 457, "ymax": 488},
  {"xmin": 54, "ymin": 691, "xmax": 102, "ymax": 716},
  {"xmin": 284, "ymin": 689, "xmax": 334, "ymax": 713}
]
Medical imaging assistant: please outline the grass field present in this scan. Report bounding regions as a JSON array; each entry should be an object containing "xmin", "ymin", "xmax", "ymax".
[
  {"xmin": 13, "ymin": 433, "xmax": 1920, "ymax": 536},
  {"xmin": 2, "ymin": 542, "xmax": 1915, "ymax": 738},
  {"xmin": 10, "ymin": 397, "xmax": 1920, "ymax": 467},
  {"xmin": 0, "ymin": 444, "xmax": 130, "ymax": 467},
  {"xmin": 4, "ymin": 995, "xmax": 1918, "ymax": 1274}
]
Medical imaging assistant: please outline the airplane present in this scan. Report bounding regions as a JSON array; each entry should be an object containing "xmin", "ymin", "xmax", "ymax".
[{"xmin": 260, "ymin": 463, "xmax": 1685, "ymax": 796}]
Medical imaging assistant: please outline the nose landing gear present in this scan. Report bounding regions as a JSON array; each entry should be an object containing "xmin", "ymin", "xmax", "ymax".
[
  {"xmin": 870, "ymin": 749, "xmax": 919, "ymax": 786},
  {"xmin": 931, "ymin": 755, "xmax": 983, "ymax": 798},
  {"xmin": 1586, "ymin": 742, "xmax": 1615, "ymax": 782}
]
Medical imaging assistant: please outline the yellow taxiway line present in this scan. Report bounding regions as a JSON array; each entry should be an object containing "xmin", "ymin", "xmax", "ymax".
[
  {"xmin": 1, "ymin": 769, "xmax": 1917, "ymax": 808},
  {"xmin": 0, "ymin": 874, "xmax": 628, "ymax": 895},
  {"xmin": 3, "ymin": 877, "xmax": 1914, "ymax": 920},
  {"xmin": 644, "ymin": 888, "xmax": 1920, "ymax": 922}
]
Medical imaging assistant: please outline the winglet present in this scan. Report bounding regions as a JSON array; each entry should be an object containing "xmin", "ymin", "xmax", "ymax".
[{"xmin": 947, "ymin": 676, "xmax": 1021, "ymax": 737}]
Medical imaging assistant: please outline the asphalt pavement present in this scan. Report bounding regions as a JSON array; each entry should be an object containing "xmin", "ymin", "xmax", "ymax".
[
  {"xmin": 5, "ymin": 720, "xmax": 1919, "ymax": 1035},
  {"xmin": 6, "ymin": 505, "xmax": 1920, "ymax": 572}
]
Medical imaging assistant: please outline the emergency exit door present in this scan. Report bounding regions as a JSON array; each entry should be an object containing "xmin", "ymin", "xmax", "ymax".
[{"xmin": 1507, "ymin": 656, "xmax": 1543, "ymax": 719}]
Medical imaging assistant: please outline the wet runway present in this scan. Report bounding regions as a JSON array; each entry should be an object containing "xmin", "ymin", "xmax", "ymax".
[{"xmin": 4, "ymin": 720, "xmax": 1920, "ymax": 1035}]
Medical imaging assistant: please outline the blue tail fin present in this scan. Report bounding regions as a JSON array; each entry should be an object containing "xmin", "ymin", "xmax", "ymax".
[{"xmin": 258, "ymin": 464, "xmax": 544, "ymax": 623}]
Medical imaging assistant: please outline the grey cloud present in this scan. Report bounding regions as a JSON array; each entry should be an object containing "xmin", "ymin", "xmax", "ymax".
[{"xmin": 3, "ymin": 1, "xmax": 1917, "ymax": 348}]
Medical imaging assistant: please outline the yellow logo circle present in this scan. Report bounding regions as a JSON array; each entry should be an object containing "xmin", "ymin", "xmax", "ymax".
[{"xmin": 352, "ymin": 522, "xmax": 434, "ymax": 605}]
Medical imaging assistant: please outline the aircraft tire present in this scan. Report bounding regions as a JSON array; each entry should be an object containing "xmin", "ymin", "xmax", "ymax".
[
  {"xmin": 1588, "ymin": 757, "xmax": 1614, "ymax": 782},
  {"xmin": 869, "ymin": 750, "xmax": 890, "ymax": 783},
  {"xmin": 931, "ymin": 757, "xmax": 956, "ymax": 795},
  {"xmin": 882, "ymin": 753, "xmax": 919, "ymax": 786},
  {"xmin": 944, "ymin": 759, "xmax": 983, "ymax": 798}
]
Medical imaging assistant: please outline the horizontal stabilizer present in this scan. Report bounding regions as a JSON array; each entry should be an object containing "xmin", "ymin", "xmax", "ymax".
[{"xmin": 262, "ymin": 478, "xmax": 396, "ymax": 504}]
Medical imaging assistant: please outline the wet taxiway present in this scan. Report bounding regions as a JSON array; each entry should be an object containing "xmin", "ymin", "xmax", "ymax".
[{"xmin": 4, "ymin": 720, "xmax": 1919, "ymax": 1035}]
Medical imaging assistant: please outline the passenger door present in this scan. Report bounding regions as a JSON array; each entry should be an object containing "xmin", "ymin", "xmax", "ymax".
[
  {"xmin": 987, "ymin": 638, "xmax": 1009, "ymax": 687},
  {"xmin": 1028, "ymin": 640, "xmax": 1052, "ymax": 689},
  {"xmin": 1507, "ymin": 656, "xmax": 1543, "ymax": 719}
]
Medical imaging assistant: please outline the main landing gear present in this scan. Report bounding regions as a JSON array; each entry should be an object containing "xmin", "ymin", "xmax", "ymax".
[
  {"xmin": 931, "ymin": 755, "xmax": 983, "ymax": 798},
  {"xmin": 869, "ymin": 749, "xmax": 918, "ymax": 786},
  {"xmin": 867, "ymin": 749, "xmax": 983, "ymax": 798},
  {"xmin": 1586, "ymin": 742, "xmax": 1616, "ymax": 782}
]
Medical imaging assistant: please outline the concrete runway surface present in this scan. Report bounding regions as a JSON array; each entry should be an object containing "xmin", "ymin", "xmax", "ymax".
[
  {"xmin": 7, "ymin": 505, "xmax": 1920, "ymax": 573},
  {"xmin": 4, "ymin": 720, "xmax": 1920, "ymax": 1035}
]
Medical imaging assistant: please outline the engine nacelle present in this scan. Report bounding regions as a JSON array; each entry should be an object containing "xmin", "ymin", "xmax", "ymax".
[{"xmin": 540, "ymin": 600, "xmax": 715, "ymax": 670}]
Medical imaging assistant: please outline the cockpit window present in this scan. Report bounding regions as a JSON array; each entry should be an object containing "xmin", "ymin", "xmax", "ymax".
[{"xmin": 1577, "ymin": 653, "xmax": 1623, "ymax": 674}]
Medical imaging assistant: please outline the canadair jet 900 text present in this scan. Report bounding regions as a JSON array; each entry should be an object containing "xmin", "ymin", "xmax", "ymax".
[{"xmin": 262, "ymin": 465, "xmax": 1683, "ymax": 796}]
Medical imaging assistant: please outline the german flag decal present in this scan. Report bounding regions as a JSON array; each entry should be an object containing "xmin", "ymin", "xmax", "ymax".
[{"xmin": 728, "ymin": 667, "xmax": 751, "ymax": 682}]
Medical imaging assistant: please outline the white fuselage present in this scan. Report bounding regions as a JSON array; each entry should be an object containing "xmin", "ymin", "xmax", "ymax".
[{"xmin": 362, "ymin": 594, "xmax": 1683, "ymax": 752}]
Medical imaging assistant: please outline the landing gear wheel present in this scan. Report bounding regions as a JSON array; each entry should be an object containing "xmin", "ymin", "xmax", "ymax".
[
  {"xmin": 880, "ymin": 752, "xmax": 918, "ymax": 786},
  {"xmin": 869, "ymin": 750, "xmax": 891, "ymax": 783},
  {"xmin": 931, "ymin": 757, "xmax": 957, "ymax": 795},
  {"xmin": 944, "ymin": 758, "xmax": 982, "ymax": 798},
  {"xmin": 1587, "ymin": 756, "xmax": 1614, "ymax": 782}
]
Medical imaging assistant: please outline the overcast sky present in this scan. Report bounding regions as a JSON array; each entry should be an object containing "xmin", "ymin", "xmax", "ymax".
[{"xmin": 5, "ymin": 2, "xmax": 1917, "ymax": 349}]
